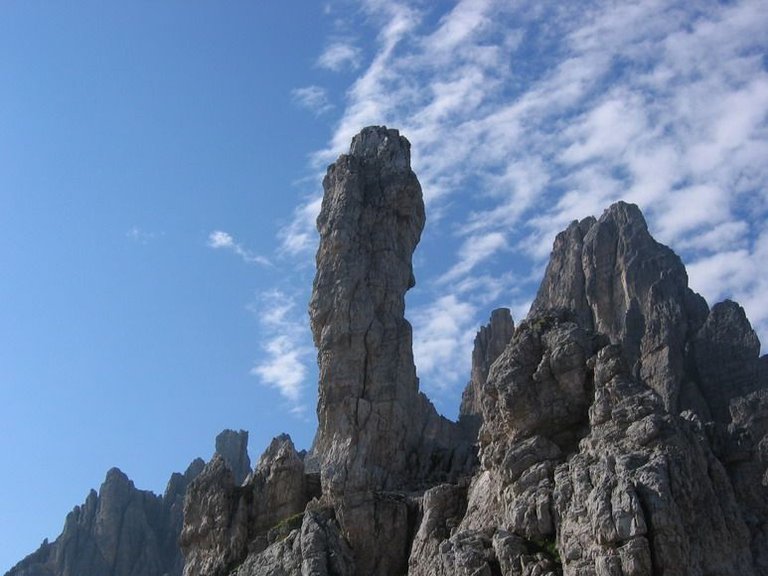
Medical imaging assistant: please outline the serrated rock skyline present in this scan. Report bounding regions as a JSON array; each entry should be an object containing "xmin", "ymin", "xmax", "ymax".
[{"xmin": 8, "ymin": 126, "xmax": 768, "ymax": 576}]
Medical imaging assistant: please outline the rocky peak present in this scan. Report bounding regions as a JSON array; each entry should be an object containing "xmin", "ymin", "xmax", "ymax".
[
  {"xmin": 11, "ymin": 131, "xmax": 768, "ymax": 576},
  {"xmin": 348, "ymin": 125, "xmax": 411, "ymax": 170},
  {"xmin": 531, "ymin": 201, "xmax": 709, "ymax": 412},
  {"xmin": 180, "ymin": 434, "xmax": 309, "ymax": 576},
  {"xmin": 308, "ymin": 126, "xmax": 470, "ymax": 575},
  {"xmin": 7, "ymin": 462, "xmax": 202, "ymax": 576},
  {"xmin": 309, "ymin": 125, "xmax": 436, "ymax": 495},
  {"xmin": 689, "ymin": 299, "xmax": 762, "ymax": 423},
  {"xmin": 459, "ymin": 307, "xmax": 515, "ymax": 438},
  {"xmin": 215, "ymin": 429, "xmax": 251, "ymax": 485}
]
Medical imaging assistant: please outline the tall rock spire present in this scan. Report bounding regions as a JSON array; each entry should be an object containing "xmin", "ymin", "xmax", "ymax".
[
  {"xmin": 308, "ymin": 126, "xmax": 469, "ymax": 575},
  {"xmin": 309, "ymin": 125, "xmax": 426, "ymax": 495}
]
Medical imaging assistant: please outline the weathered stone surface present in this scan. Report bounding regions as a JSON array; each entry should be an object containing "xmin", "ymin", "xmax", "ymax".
[
  {"xmin": 408, "ymin": 484, "xmax": 468, "ymax": 576},
  {"xmin": 459, "ymin": 308, "xmax": 515, "ymax": 440},
  {"xmin": 215, "ymin": 429, "xmax": 251, "ymax": 486},
  {"xmin": 7, "ymin": 461, "xmax": 203, "ymax": 576},
  {"xmin": 180, "ymin": 434, "xmax": 308, "ymax": 576},
  {"xmin": 231, "ymin": 503, "xmax": 355, "ymax": 576},
  {"xmin": 411, "ymin": 202, "xmax": 767, "ymax": 575},
  {"xmin": 308, "ymin": 126, "xmax": 471, "ymax": 575},
  {"xmin": 11, "ymin": 135, "xmax": 768, "ymax": 576},
  {"xmin": 689, "ymin": 300, "xmax": 762, "ymax": 423},
  {"xmin": 555, "ymin": 345, "xmax": 754, "ymax": 575},
  {"xmin": 531, "ymin": 202, "xmax": 710, "ymax": 413}
]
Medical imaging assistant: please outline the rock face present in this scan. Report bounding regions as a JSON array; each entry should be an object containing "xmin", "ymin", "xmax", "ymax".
[
  {"xmin": 181, "ymin": 433, "xmax": 312, "ymax": 576},
  {"xmin": 307, "ymin": 126, "xmax": 473, "ymax": 575},
  {"xmin": 6, "ymin": 461, "xmax": 204, "ymax": 576},
  {"xmin": 9, "ymin": 128, "xmax": 768, "ymax": 576},
  {"xmin": 214, "ymin": 430, "xmax": 251, "ymax": 486},
  {"xmin": 530, "ymin": 202, "xmax": 711, "ymax": 413},
  {"xmin": 459, "ymin": 308, "xmax": 515, "ymax": 438},
  {"xmin": 412, "ymin": 203, "xmax": 768, "ymax": 576}
]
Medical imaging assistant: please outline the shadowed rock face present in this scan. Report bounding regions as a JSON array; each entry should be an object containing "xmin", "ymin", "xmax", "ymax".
[
  {"xmin": 6, "ymin": 461, "xmax": 204, "ymax": 576},
  {"xmin": 214, "ymin": 429, "xmax": 251, "ymax": 486},
  {"xmin": 531, "ymin": 202, "xmax": 711, "ymax": 413},
  {"xmin": 418, "ymin": 204, "xmax": 767, "ymax": 576},
  {"xmin": 181, "ymin": 434, "xmax": 309, "ymax": 576},
  {"xmin": 459, "ymin": 308, "xmax": 515, "ymax": 439}
]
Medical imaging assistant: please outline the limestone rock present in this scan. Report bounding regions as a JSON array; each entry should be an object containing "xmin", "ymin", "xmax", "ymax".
[
  {"xmin": 308, "ymin": 126, "xmax": 471, "ymax": 575},
  {"xmin": 12, "ymin": 134, "xmax": 768, "ymax": 576},
  {"xmin": 459, "ymin": 308, "xmax": 515, "ymax": 439},
  {"xmin": 411, "ymin": 201, "xmax": 767, "ymax": 575},
  {"xmin": 231, "ymin": 504, "xmax": 355, "ymax": 576},
  {"xmin": 215, "ymin": 429, "xmax": 251, "ymax": 486},
  {"xmin": 530, "ymin": 202, "xmax": 710, "ymax": 413},
  {"xmin": 180, "ymin": 434, "xmax": 309, "ymax": 576},
  {"xmin": 690, "ymin": 300, "xmax": 762, "ymax": 423},
  {"xmin": 555, "ymin": 345, "xmax": 754, "ymax": 575},
  {"xmin": 7, "ymin": 462, "xmax": 202, "ymax": 576}
]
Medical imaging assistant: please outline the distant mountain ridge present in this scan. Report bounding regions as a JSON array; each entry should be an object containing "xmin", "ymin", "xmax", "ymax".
[{"xmin": 8, "ymin": 126, "xmax": 768, "ymax": 576}]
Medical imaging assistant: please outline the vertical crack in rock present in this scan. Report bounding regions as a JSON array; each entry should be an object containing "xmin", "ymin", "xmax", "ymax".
[
  {"xmin": 531, "ymin": 202, "xmax": 710, "ymax": 414},
  {"xmin": 308, "ymin": 126, "xmax": 470, "ymax": 575}
]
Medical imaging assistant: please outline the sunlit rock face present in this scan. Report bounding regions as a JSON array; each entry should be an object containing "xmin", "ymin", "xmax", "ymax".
[
  {"xmin": 8, "ymin": 129, "xmax": 768, "ymax": 576},
  {"xmin": 308, "ymin": 126, "xmax": 472, "ymax": 575}
]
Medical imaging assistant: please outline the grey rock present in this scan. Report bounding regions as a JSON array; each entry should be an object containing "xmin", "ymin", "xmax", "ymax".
[
  {"xmin": 7, "ymin": 462, "xmax": 202, "ymax": 576},
  {"xmin": 180, "ymin": 434, "xmax": 308, "ymax": 576},
  {"xmin": 13, "ymin": 135, "xmax": 768, "ymax": 576},
  {"xmin": 530, "ymin": 202, "xmax": 709, "ymax": 413},
  {"xmin": 459, "ymin": 308, "xmax": 515, "ymax": 440},
  {"xmin": 689, "ymin": 300, "xmax": 762, "ymax": 423},
  {"xmin": 231, "ymin": 504, "xmax": 355, "ymax": 576},
  {"xmin": 215, "ymin": 429, "xmax": 251, "ymax": 486},
  {"xmin": 408, "ymin": 484, "xmax": 468, "ymax": 576},
  {"xmin": 555, "ymin": 345, "xmax": 754, "ymax": 575},
  {"xmin": 308, "ymin": 126, "xmax": 471, "ymax": 575}
]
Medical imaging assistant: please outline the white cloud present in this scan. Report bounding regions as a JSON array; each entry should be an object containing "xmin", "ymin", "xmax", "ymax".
[
  {"xmin": 291, "ymin": 85, "xmax": 333, "ymax": 115},
  {"xmin": 251, "ymin": 334, "xmax": 307, "ymax": 403},
  {"xmin": 440, "ymin": 232, "xmax": 507, "ymax": 283},
  {"xmin": 278, "ymin": 196, "xmax": 322, "ymax": 255},
  {"xmin": 207, "ymin": 230, "xmax": 271, "ymax": 266},
  {"xmin": 126, "ymin": 226, "xmax": 163, "ymax": 244},
  {"xmin": 208, "ymin": 230, "xmax": 235, "ymax": 249},
  {"xmin": 249, "ymin": 290, "xmax": 313, "ymax": 413},
  {"xmin": 412, "ymin": 294, "xmax": 477, "ymax": 391},
  {"xmin": 317, "ymin": 41, "xmax": 362, "ymax": 72},
  {"xmin": 286, "ymin": 0, "xmax": 768, "ymax": 411}
]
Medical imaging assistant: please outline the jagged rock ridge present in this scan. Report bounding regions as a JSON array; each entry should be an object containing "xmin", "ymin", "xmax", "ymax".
[
  {"xmin": 8, "ymin": 127, "xmax": 768, "ymax": 576},
  {"xmin": 180, "ymin": 128, "xmax": 767, "ymax": 575},
  {"xmin": 7, "ymin": 461, "xmax": 204, "ymax": 576}
]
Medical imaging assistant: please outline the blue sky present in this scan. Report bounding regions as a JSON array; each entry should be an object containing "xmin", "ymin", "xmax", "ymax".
[{"xmin": 1, "ymin": 0, "xmax": 767, "ymax": 572}]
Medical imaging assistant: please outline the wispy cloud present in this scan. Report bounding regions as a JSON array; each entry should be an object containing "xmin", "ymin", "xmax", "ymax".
[
  {"xmin": 298, "ymin": 0, "xmax": 768, "ymax": 390},
  {"xmin": 249, "ymin": 290, "xmax": 313, "ymax": 414},
  {"xmin": 439, "ymin": 232, "xmax": 507, "ymax": 283},
  {"xmin": 126, "ymin": 226, "xmax": 162, "ymax": 244},
  {"xmin": 278, "ymin": 196, "xmax": 322, "ymax": 255},
  {"xmin": 291, "ymin": 85, "xmax": 334, "ymax": 115},
  {"xmin": 207, "ymin": 230, "xmax": 271, "ymax": 266},
  {"xmin": 268, "ymin": 0, "xmax": 768, "ymax": 414},
  {"xmin": 411, "ymin": 294, "xmax": 477, "ymax": 391},
  {"xmin": 317, "ymin": 41, "xmax": 362, "ymax": 72}
]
